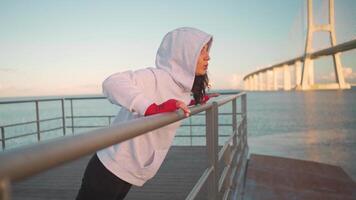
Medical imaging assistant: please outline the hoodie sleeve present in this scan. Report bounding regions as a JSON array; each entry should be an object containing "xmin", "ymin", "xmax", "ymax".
[{"xmin": 102, "ymin": 69, "xmax": 155, "ymax": 116}]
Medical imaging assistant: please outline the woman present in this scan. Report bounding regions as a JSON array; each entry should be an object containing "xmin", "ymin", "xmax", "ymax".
[{"xmin": 76, "ymin": 27, "xmax": 217, "ymax": 200}]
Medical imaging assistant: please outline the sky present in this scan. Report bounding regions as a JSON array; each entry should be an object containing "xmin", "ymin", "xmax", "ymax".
[{"xmin": 0, "ymin": 0, "xmax": 355, "ymax": 97}]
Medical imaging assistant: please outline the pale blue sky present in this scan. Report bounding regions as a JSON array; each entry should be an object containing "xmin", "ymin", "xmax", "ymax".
[{"xmin": 0, "ymin": 0, "xmax": 355, "ymax": 97}]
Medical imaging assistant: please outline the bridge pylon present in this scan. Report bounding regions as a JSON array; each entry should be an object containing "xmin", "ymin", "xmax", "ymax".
[{"xmin": 297, "ymin": 0, "xmax": 350, "ymax": 90}]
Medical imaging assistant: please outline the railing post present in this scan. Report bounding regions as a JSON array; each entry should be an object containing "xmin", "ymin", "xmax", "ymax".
[
  {"xmin": 1, "ymin": 127, "xmax": 5, "ymax": 150},
  {"xmin": 70, "ymin": 99, "xmax": 74, "ymax": 134},
  {"xmin": 206, "ymin": 102, "xmax": 219, "ymax": 200},
  {"xmin": 189, "ymin": 117, "xmax": 193, "ymax": 146},
  {"xmin": 238, "ymin": 94, "xmax": 248, "ymax": 200},
  {"xmin": 241, "ymin": 94, "xmax": 247, "ymax": 142},
  {"xmin": 61, "ymin": 99, "xmax": 66, "ymax": 136},
  {"xmin": 0, "ymin": 178, "xmax": 10, "ymax": 200},
  {"xmin": 232, "ymin": 99, "xmax": 237, "ymax": 134},
  {"xmin": 35, "ymin": 101, "xmax": 41, "ymax": 141},
  {"xmin": 232, "ymin": 97, "xmax": 238, "ymax": 182}
]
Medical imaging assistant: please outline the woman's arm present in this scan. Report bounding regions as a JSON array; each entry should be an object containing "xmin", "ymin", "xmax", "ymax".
[
  {"xmin": 103, "ymin": 69, "xmax": 191, "ymax": 116},
  {"xmin": 102, "ymin": 69, "xmax": 154, "ymax": 116},
  {"xmin": 145, "ymin": 99, "xmax": 190, "ymax": 117}
]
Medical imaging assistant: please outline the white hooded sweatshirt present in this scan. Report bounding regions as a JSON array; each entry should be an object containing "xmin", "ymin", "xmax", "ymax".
[{"xmin": 97, "ymin": 27, "xmax": 213, "ymax": 186}]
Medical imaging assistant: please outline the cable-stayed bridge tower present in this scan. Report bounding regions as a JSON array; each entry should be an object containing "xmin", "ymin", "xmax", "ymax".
[
  {"xmin": 297, "ymin": 0, "xmax": 349, "ymax": 90},
  {"xmin": 243, "ymin": 0, "xmax": 354, "ymax": 91}
]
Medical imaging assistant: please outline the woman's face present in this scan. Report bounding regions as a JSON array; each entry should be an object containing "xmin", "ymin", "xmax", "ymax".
[{"xmin": 195, "ymin": 44, "xmax": 210, "ymax": 76}]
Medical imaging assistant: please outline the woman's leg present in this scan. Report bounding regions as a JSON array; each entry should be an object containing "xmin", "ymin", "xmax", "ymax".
[{"xmin": 76, "ymin": 154, "xmax": 132, "ymax": 200}]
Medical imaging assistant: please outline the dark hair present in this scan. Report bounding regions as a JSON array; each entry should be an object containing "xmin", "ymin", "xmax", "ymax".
[{"xmin": 191, "ymin": 74, "xmax": 209, "ymax": 105}]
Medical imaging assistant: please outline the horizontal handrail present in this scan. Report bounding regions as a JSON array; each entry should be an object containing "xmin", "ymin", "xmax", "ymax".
[
  {"xmin": 4, "ymin": 126, "xmax": 63, "ymax": 141},
  {"xmin": 181, "ymin": 124, "xmax": 233, "ymax": 126},
  {"xmin": 5, "ymin": 132, "xmax": 38, "ymax": 140},
  {"xmin": 0, "ymin": 94, "xmax": 241, "ymax": 182},
  {"xmin": 0, "ymin": 92, "xmax": 241, "ymax": 150},
  {"xmin": 218, "ymin": 129, "xmax": 238, "ymax": 162},
  {"xmin": 1, "ymin": 122, "xmax": 233, "ymax": 146},
  {"xmin": 66, "ymin": 112, "xmax": 237, "ymax": 118},
  {"xmin": 1, "ymin": 116, "xmax": 236, "ymax": 129},
  {"xmin": 175, "ymin": 134, "xmax": 230, "ymax": 138},
  {"xmin": 185, "ymin": 167, "xmax": 214, "ymax": 200},
  {"xmin": 1, "ymin": 117, "xmax": 63, "ymax": 128},
  {"xmin": 243, "ymin": 38, "xmax": 356, "ymax": 80},
  {"xmin": 64, "ymin": 96, "xmax": 105, "ymax": 100},
  {"xmin": 6, "ymin": 133, "xmax": 231, "ymax": 141},
  {"xmin": 0, "ymin": 111, "xmax": 188, "ymax": 181},
  {"xmin": 39, "ymin": 127, "xmax": 63, "ymax": 134},
  {"xmin": 66, "ymin": 124, "xmax": 234, "ymax": 128},
  {"xmin": 65, "ymin": 115, "xmax": 115, "ymax": 119},
  {"xmin": 0, "ymin": 98, "xmax": 66, "ymax": 104}
]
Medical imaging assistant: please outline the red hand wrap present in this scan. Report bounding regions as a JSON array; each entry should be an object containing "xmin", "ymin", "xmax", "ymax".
[{"xmin": 144, "ymin": 99, "xmax": 179, "ymax": 116}]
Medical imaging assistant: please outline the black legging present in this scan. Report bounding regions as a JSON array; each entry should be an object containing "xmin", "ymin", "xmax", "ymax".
[{"xmin": 76, "ymin": 154, "xmax": 132, "ymax": 200}]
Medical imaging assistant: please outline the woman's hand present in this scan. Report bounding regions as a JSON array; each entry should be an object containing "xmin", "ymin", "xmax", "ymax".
[
  {"xmin": 144, "ymin": 99, "xmax": 190, "ymax": 117},
  {"xmin": 176, "ymin": 100, "xmax": 191, "ymax": 117}
]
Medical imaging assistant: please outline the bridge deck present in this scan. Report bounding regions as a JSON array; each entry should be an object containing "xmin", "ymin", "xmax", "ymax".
[{"xmin": 244, "ymin": 154, "xmax": 356, "ymax": 200}]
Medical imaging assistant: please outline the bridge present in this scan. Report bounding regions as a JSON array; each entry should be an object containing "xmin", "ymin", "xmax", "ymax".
[{"xmin": 243, "ymin": 0, "xmax": 355, "ymax": 91}]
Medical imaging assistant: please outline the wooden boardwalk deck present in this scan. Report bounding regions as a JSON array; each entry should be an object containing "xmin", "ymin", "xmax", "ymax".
[
  {"xmin": 11, "ymin": 148, "xmax": 356, "ymax": 200},
  {"xmin": 243, "ymin": 154, "xmax": 356, "ymax": 200},
  {"xmin": 12, "ymin": 146, "xmax": 209, "ymax": 200}
]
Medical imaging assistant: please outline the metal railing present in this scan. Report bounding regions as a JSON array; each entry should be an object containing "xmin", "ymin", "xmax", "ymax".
[
  {"xmin": 0, "ymin": 93, "xmax": 248, "ymax": 200},
  {"xmin": 186, "ymin": 93, "xmax": 248, "ymax": 200},
  {"xmin": 0, "ymin": 98, "xmax": 67, "ymax": 150},
  {"xmin": 0, "ymin": 92, "xmax": 239, "ymax": 150},
  {"xmin": 0, "ymin": 96, "xmax": 111, "ymax": 150}
]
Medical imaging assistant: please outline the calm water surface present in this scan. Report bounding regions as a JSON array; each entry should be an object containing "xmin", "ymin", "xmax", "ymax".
[{"xmin": 246, "ymin": 88, "xmax": 356, "ymax": 181}]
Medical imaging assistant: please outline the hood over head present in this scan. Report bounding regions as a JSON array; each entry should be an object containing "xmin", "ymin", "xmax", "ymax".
[{"xmin": 155, "ymin": 27, "xmax": 213, "ymax": 92}]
